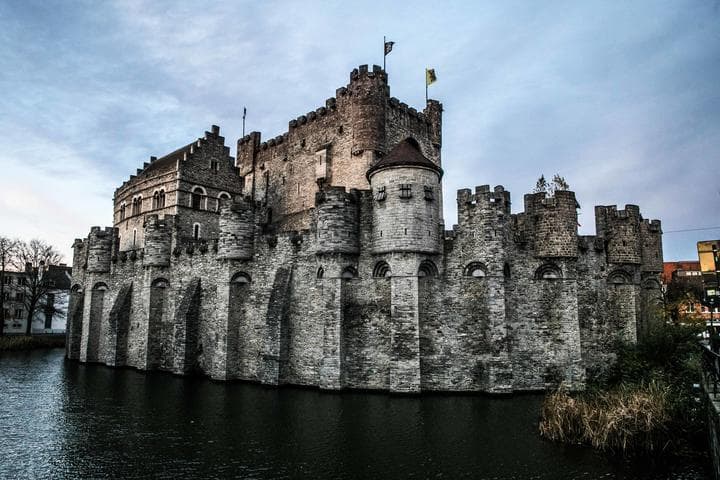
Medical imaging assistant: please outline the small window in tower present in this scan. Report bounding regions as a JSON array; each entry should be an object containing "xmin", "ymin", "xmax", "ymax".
[
  {"xmin": 399, "ymin": 184, "xmax": 412, "ymax": 199},
  {"xmin": 374, "ymin": 186, "xmax": 386, "ymax": 201},
  {"xmin": 424, "ymin": 186, "xmax": 434, "ymax": 201},
  {"xmin": 210, "ymin": 159, "xmax": 218, "ymax": 171},
  {"xmin": 193, "ymin": 223, "xmax": 201, "ymax": 240}
]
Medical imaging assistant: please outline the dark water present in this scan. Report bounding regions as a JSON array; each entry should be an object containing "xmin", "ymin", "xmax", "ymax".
[{"xmin": 0, "ymin": 350, "xmax": 708, "ymax": 479}]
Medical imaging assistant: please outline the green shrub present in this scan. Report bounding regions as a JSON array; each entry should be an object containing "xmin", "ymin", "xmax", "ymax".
[{"xmin": 541, "ymin": 322, "xmax": 706, "ymax": 456}]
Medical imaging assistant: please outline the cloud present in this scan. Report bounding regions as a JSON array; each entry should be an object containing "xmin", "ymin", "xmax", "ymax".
[{"xmin": 0, "ymin": 0, "xmax": 718, "ymax": 262}]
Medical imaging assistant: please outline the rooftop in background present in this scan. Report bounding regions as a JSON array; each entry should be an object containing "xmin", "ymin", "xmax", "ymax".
[{"xmin": 662, "ymin": 261, "xmax": 700, "ymax": 285}]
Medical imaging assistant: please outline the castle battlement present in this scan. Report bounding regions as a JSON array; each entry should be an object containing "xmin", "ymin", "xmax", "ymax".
[{"xmin": 67, "ymin": 63, "xmax": 663, "ymax": 395}]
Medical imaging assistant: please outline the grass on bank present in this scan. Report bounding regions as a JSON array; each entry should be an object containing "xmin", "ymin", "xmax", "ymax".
[
  {"xmin": 0, "ymin": 335, "xmax": 66, "ymax": 351},
  {"xmin": 539, "ymin": 323, "xmax": 705, "ymax": 457}
]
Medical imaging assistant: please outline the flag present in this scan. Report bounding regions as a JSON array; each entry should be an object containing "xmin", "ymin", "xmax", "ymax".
[
  {"xmin": 426, "ymin": 68, "xmax": 437, "ymax": 86},
  {"xmin": 384, "ymin": 41, "xmax": 395, "ymax": 56}
]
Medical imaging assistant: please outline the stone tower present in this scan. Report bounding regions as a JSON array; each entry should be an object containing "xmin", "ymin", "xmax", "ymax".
[{"xmin": 367, "ymin": 138, "xmax": 443, "ymax": 392}]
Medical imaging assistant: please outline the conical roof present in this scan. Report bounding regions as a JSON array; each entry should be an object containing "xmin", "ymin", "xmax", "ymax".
[{"xmin": 366, "ymin": 138, "xmax": 443, "ymax": 180}]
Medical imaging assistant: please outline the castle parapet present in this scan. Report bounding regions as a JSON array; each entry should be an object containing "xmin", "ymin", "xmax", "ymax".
[
  {"xmin": 86, "ymin": 226, "xmax": 116, "ymax": 273},
  {"xmin": 315, "ymin": 186, "xmax": 359, "ymax": 255},
  {"xmin": 72, "ymin": 238, "xmax": 87, "ymax": 272},
  {"xmin": 457, "ymin": 185, "xmax": 511, "ymax": 225},
  {"xmin": 143, "ymin": 215, "xmax": 174, "ymax": 267},
  {"xmin": 595, "ymin": 205, "xmax": 642, "ymax": 265},
  {"xmin": 524, "ymin": 190, "xmax": 578, "ymax": 258},
  {"xmin": 218, "ymin": 196, "xmax": 255, "ymax": 260}
]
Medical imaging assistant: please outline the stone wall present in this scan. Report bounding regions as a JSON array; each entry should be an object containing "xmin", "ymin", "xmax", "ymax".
[{"xmin": 68, "ymin": 64, "xmax": 663, "ymax": 395}]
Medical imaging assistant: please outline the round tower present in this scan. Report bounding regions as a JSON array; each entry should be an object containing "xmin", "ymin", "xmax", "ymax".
[
  {"xmin": 86, "ymin": 227, "xmax": 115, "ymax": 273},
  {"xmin": 349, "ymin": 64, "xmax": 388, "ymax": 156},
  {"xmin": 218, "ymin": 196, "xmax": 255, "ymax": 260},
  {"xmin": 523, "ymin": 190, "xmax": 579, "ymax": 258},
  {"xmin": 143, "ymin": 215, "xmax": 173, "ymax": 267},
  {"xmin": 315, "ymin": 186, "xmax": 360, "ymax": 254},
  {"xmin": 367, "ymin": 138, "xmax": 443, "ymax": 255}
]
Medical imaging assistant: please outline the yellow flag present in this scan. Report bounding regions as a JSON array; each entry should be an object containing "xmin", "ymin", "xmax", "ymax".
[{"xmin": 426, "ymin": 68, "xmax": 437, "ymax": 86}]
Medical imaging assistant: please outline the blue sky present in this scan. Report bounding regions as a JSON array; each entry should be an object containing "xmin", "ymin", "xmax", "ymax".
[{"xmin": 0, "ymin": 0, "xmax": 718, "ymax": 262}]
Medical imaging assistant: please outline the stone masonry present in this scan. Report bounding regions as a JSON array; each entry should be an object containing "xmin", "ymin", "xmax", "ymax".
[{"xmin": 66, "ymin": 64, "xmax": 664, "ymax": 393}]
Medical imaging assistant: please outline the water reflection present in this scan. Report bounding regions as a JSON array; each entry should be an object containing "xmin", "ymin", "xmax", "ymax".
[{"xmin": 0, "ymin": 350, "xmax": 708, "ymax": 479}]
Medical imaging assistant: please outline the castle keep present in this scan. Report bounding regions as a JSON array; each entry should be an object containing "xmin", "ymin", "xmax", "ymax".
[{"xmin": 66, "ymin": 65, "xmax": 664, "ymax": 393}]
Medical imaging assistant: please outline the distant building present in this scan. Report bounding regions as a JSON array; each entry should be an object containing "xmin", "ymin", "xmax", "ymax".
[
  {"xmin": 1, "ymin": 264, "xmax": 72, "ymax": 334},
  {"xmin": 662, "ymin": 260, "xmax": 713, "ymax": 321},
  {"xmin": 698, "ymin": 240, "xmax": 720, "ymax": 297}
]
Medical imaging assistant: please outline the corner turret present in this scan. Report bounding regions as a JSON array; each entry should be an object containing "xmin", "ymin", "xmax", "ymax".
[
  {"xmin": 143, "ymin": 215, "xmax": 174, "ymax": 267},
  {"xmin": 349, "ymin": 64, "xmax": 388, "ymax": 157},
  {"xmin": 86, "ymin": 227, "xmax": 116, "ymax": 273},
  {"xmin": 368, "ymin": 138, "xmax": 442, "ymax": 255},
  {"xmin": 315, "ymin": 186, "xmax": 360, "ymax": 254},
  {"xmin": 523, "ymin": 190, "xmax": 579, "ymax": 258},
  {"xmin": 218, "ymin": 196, "xmax": 255, "ymax": 260},
  {"xmin": 595, "ymin": 205, "xmax": 642, "ymax": 264}
]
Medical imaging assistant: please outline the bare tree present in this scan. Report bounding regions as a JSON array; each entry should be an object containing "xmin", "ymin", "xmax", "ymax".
[
  {"xmin": 14, "ymin": 240, "xmax": 64, "ymax": 336},
  {"xmin": 552, "ymin": 173, "xmax": 569, "ymax": 191},
  {"xmin": 534, "ymin": 173, "xmax": 571, "ymax": 197},
  {"xmin": 0, "ymin": 236, "xmax": 19, "ymax": 337},
  {"xmin": 534, "ymin": 174, "xmax": 548, "ymax": 193}
]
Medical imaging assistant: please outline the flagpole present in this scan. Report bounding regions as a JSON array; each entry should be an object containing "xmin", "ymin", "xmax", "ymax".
[
  {"xmin": 425, "ymin": 70, "xmax": 428, "ymax": 103},
  {"xmin": 242, "ymin": 107, "xmax": 246, "ymax": 136},
  {"xmin": 383, "ymin": 36, "xmax": 386, "ymax": 71}
]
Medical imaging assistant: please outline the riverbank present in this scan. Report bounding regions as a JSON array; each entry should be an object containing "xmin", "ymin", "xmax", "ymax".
[
  {"xmin": 540, "ymin": 323, "xmax": 707, "ymax": 459},
  {"xmin": 0, "ymin": 335, "xmax": 65, "ymax": 351}
]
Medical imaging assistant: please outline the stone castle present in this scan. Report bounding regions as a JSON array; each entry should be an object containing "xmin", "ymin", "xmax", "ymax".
[{"xmin": 66, "ymin": 64, "xmax": 664, "ymax": 393}]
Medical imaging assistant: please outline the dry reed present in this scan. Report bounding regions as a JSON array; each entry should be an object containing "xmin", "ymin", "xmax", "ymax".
[{"xmin": 539, "ymin": 381, "xmax": 672, "ymax": 454}]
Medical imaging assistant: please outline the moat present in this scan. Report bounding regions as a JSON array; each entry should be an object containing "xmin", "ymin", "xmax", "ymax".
[{"xmin": 0, "ymin": 350, "xmax": 708, "ymax": 479}]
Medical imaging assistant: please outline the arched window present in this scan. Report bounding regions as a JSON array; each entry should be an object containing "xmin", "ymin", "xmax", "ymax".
[
  {"xmin": 92, "ymin": 282, "xmax": 108, "ymax": 291},
  {"xmin": 231, "ymin": 272, "xmax": 251, "ymax": 284},
  {"xmin": 373, "ymin": 261, "xmax": 391, "ymax": 278},
  {"xmin": 193, "ymin": 223, "xmax": 201, "ymax": 240},
  {"xmin": 503, "ymin": 262, "xmax": 511, "ymax": 279},
  {"xmin": 191, "ymin": 186, "xmax": 205, "ymax": 210},
  {"xmin": 136, "ymin": 196, "xmax": 142, "ymax": 214},
  {"xmin": 119, "ymin": 203, "xmax": 126, "ymax": 221},
  {"xmin": 152, "ymin": 190, "xmax": 166, "ymax": 209},
  {"xmin": 535, "ymin": 263, "xmax": 562, "ymax": 280},
  {"xmin": 217, "ymin": 192, "xmax": 231, "ymax": 211},
  {"xmin": 71, "ymin": 284, "xmax": 83, "ymax": 294},
  {"xmin": 132, "ymin": 229, "xmax": 137, "ymax": 248},
  {"xmin": 151, "ymin": 278, "xmax": 169, "ymax": 289},
  {"xmin": 463, "ymin": 262, "xmax": 487, "ymax": 277},
  {"xmin": 131, "ymin": 198, "xmax": 138, "ymax": 216},
  {"xmin": 316, "ymin": 267, "xmax": 324, "ymax": 279},
  {"xmin": 608, "ymin": 270, "xmax": 632, "ymax": 285},
  {"xmin": 341, "ymin": 266, "xmax": 358, "ymax": 279},
  {"xmin": 418, "ymin": 260, "xmax": 438, "ymax": 277}
]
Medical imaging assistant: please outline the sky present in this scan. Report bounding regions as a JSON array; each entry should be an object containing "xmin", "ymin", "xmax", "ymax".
[{"xmin": 0, "ymin": 0, "xmax": 718, "ymax": 263}]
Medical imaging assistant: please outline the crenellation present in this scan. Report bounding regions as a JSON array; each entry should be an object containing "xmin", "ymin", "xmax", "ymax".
[{"xmin": 70, "ymin": 64, "xmax": 663, "ymax": 395}]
